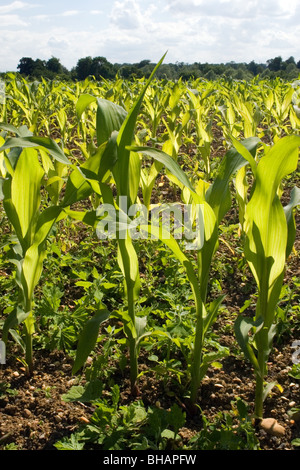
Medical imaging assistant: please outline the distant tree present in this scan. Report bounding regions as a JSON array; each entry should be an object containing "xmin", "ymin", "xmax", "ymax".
[
  {"xmin": 248, "ymin": 60, "xmax": 258, "ymax": 76},
  {"xmin": 120, "ymin": 64, "xmax": 142, "ymax": 79},
  {"xmin": 285, "ymin": 62, "xmax": 299, "ymax": 79},
  {"xmin": 90, "ymin": 56, "xmax": 114, "ymax": 79},
  {"xmin": 46, "ymin": 56, "xmax": 63, "ymax": 74},
  {"xmin": 267, "ymin": 56, "xmax": 283, "ymax": 72},
  {"xmin": 75, "ymin": 56, "xmax": 93, "ymax": 80},
  {"xmin": 14, "ymin": 55, "xmax": 300, "ymax": 82},
  {"xmin": 136, "ymin": 59, "xmax": 151, "ymax": 68},
  {"xmin": 32, "ymin": 59, "xmax": 47, "ymax": 78},
  {"xmin": 285, "ymin": 56, "xmax": 296, "ymax": 65},
  {"xmin": 17, "ymin": 57, "xmax": 35, "ymax": 76},
  {"xmin": 204, "ymin": 69, "xmax": 217, "ymax": 80}
]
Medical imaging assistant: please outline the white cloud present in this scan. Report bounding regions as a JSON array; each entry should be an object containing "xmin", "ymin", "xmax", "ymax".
[
  {"xmin": 61, "ymin": 10, "xmax": 80, "ymax": 17},
  {"xmin": 109, "ymin": 0, "xmax": 157, "ymax": 31},
  {"xmin": 110, "ymin": 0, "xmax": 144, "ymax": 30},
  {"xmin": 0, "ymin": 14, "xmax": 27, "ymax": 26},
  {"xmin": 0, "ymin": 0, "xmax": 299, "ymax": 72},
  {"xmin": 0, "ymin": 1, "xmax": 29, "ymax": 14},
  {"xmin": 163, "ymin": 0, "xmax": 298, "ymax": 19}
]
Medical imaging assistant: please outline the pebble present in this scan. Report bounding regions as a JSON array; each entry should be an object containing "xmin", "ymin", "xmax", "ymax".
[
  {"xmin": 79, "ymin": 416, "xmax": 90, "ymax": 424},
  {"xmin": 233, "ymin": 377, "xmax": 242, "ymax": 384},
  {"xmin": 260, "ymin": 418, "xmax": 285, "ymax": 437},
  {"xmin": 66, "ymin": 379, "xmax": 76, "ymax": 386},
  {"xmin": 12, "ymin": 371, "xmax": 20, "ymax": 377},
  {"xmin": 23, "ymin": 409, "xmax": 31, "ymax": 418}
]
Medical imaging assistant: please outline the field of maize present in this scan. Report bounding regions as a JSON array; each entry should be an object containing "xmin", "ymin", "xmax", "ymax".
[{"xmin": 0, "ymin": 57, "xmax": 300, "ymax": 451}]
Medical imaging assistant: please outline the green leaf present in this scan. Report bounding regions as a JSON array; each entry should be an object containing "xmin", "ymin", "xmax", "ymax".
[
  {"xmin": 139, "ymin": 223, "xmax": 202, "ymax": 317},
  {"xmin": 96, "ymin": 98, "xmax": 127, "ymax": 147},
  {"xmin": 61, "ymin": 380, "xmax": 103, "ymax": 403},
  {"xmin": 117, "ymin": 235, "xmax": 140, "ymax": 301},
  {"xmin": 76, "ymin": 93, "xmax": 97, "ymax": 120},
  {"xmin": 111, "ymin": 310, "xmax": 137, "ymax": 339},
  {"xmin": 234, "ymin": 315, "xmax": 262, "ymax": 373},
  {"xmin": 21, "ymin": 206, "xmax": 65, "ymax": 301},
  {"xmin": 2, "ymin": 307, "xmax": 30, "ymax": 343},
  {"xmin": 3, "ymin": 147, "xmax": 44, "ymax": 252},
  {"xmin": 206, "ymin": 137, "xmax": 260, "ymax": 224},
  {"xmin": 244, "ymin": 136, "xmax": 300, "ymax": 322},
  {"xmin": 203, "ymin": 294, "xmax": 226, "ymax": 336},
  {"xmin": 54, "ymin": 434, "xmax": 85, "ymax": 451},
  {"xmin": 114, "ymin": 53, "xmax": 167, "ymax": 202},
  {"xmin": 76, "ymin": 94, "xmax": 127, "ymax": 147},
  {"xmin": 72, "ymin": 309, "xmax": 110, "ymax": 374},
  {"xmin": 128, "ymin": 146, "xmax": 195, "ymax": 194},
  {"xmin": 284, "ymin": 186, "xmax": 300, "ymax": 257},
  {"xmin": 230, "ymin": 135, "xmax": 258, "ymax": 176},
  {"xmin": 0, "ymin": 122, "xmax": 33, "ymax": 137},
  {"xmin": 0, "ymin": 136, "xmax": 70, "ymax": 165},
  {"xmin": 62, "ymin": 166, "xmax": 93, "ymax": 207},
  {"xmin": 64, "ymin": 208, "xmax": 99, "ymax": 229},
  {"xmin": 262, "ymin": 381, "xmax": 278, "ymax": 403}
]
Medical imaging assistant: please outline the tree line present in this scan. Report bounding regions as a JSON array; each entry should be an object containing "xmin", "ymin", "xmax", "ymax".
[{"xmin": 11, "ymin": 55, "xmax": 300, "ymax": 81}]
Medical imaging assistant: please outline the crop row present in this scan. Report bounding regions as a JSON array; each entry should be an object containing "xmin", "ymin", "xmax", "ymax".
[{"xmin": 0, "ymin": 57, "xmax": 299, "ymax": 426}]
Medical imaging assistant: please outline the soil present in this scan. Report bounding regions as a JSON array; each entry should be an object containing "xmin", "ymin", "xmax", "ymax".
[{"xmin": 0, "ymin": 307, "xmax": 299, "ymax": 451}]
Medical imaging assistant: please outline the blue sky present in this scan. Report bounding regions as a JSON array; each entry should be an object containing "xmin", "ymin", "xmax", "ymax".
[{"xmin": 0, "ymin": 0, "xmax": 299, "ymax": 72}]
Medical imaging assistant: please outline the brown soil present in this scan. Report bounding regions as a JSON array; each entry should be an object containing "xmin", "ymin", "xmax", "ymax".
[{"xmin": 0, "ymin": 325, "xmax": 299, "ymax": 450}]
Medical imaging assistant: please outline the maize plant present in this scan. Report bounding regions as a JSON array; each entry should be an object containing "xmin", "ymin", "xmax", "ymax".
[
  {"xmin": 0, "ymin": 124, "xmax": 70, "ymax": 374},
  {"xmin": 234, "ymin": 135, "xmax": 300, "ymax": 420},
  {"xmin": 68, "ymin": 54, "xmax": 196, "ymax": 395},
  {"xmin": 132, "ymin": 136, "xmax": 260, "ymax": 409}
]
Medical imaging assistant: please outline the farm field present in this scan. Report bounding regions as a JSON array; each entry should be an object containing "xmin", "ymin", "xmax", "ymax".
[{"xmin": 0, "ymin": 62, "xmax": 300, "ymax": 451}]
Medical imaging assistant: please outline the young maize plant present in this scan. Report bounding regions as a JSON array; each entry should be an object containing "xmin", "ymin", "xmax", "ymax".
[
  {"xmin": 133, "ymin": 136, "xmax": 260, "ymax": 409},
  {"xmin": 233, "ymin": 135, "xmax": 300, "ymax": 420},
  {"xmin": 67, "ymin": 54, "xmax": 195, "ymax": 395},
  {"xmin": 0, "ymin": 123, "xmax": 70, "ymax": 374}
]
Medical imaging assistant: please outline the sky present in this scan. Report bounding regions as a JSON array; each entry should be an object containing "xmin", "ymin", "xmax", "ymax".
[{"xmin": 0, "ymin": 0, "xmax": 300, "ymax": 72}]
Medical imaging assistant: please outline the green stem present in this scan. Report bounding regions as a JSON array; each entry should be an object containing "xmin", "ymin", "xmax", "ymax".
[
  {"xmin": 127, "ymin": 286, "xmax": 139, "ymax": 396},
  {"xmin": 24, "ymin": 304, "xmax": 34, "ymax": 376},
  {"xmin": 254, "ymin": 371, "xmax": 264, "ymax": 420},
  {"xmin": 190, "ymin": 297, "xmax": 204, "ymax": 407},
  {"xmin": 254, "ymin": 344, "xmax": 266, "ymax": 420}
]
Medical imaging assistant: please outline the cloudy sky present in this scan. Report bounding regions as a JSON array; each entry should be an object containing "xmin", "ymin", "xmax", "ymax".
[{"xmin": 0, "ymin": 0, "xmax": 299, "ymax": 72}]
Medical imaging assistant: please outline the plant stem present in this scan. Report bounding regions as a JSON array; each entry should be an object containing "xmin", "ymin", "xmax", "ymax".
[
  {"xmin": 254, "ymin": 342, "xmax": 267, "ymax": 420},
  {"xmin": 24, "ymin": 307, "xmax": 34, "ymax": 376},
  {"xmin": 254, "ymin": 325, "xmax": 268, "ymax": 420},
  {"xmin": 254, "ymin": 369, "xmax": 264, "ymax": 420},
  {"xmin": 189, "ymin": 298, "xmax": 204, "ymax": 407},
  {"xmin": 127, "ymin": 286, "xmax": 139, "ymax": 396}
]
